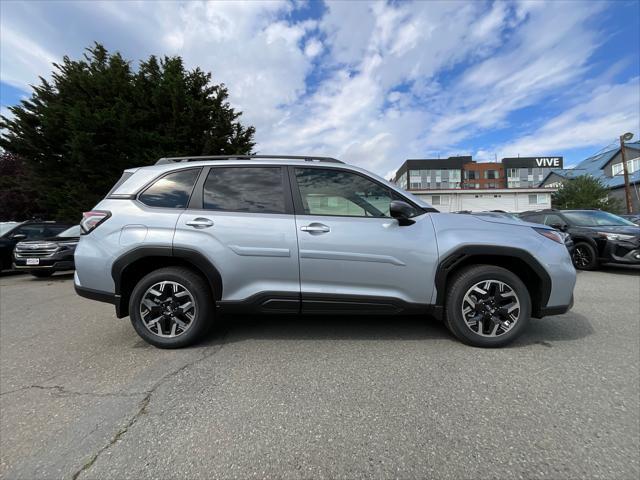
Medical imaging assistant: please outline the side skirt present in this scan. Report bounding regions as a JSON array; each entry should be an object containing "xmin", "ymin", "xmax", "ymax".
[{"xmin": 217, "ymin": 291, "xmax": 438, "ymax": 317}]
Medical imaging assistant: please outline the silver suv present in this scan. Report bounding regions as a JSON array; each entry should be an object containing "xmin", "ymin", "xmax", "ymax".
[{"xmin": 74, "ymin": 155, "xmax": 576, "ymax": 348}]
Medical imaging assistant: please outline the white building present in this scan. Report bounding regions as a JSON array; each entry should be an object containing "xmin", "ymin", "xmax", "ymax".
[{"xmin": 411, "ymin": 188, "xmax": 555, "ymax": 213}]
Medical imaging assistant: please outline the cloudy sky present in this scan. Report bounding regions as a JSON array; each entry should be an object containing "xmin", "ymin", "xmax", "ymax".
[{"xmin": 1, "ymin": 0, "xmax": 639, "ymax": 177}]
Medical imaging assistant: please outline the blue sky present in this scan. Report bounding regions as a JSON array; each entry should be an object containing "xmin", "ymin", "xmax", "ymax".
[{"xmin": 1, "ymin": 0, "xmax": 639, "ymax": 177}]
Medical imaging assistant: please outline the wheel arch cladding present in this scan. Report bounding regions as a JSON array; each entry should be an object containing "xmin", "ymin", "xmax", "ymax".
[
  {"xmin": 111, "ymin": 246, "xmax": 222, "ymax": 318},
  {"xmin": 434, "ymin": 246, "xmax": 551, "ymax": 318}
]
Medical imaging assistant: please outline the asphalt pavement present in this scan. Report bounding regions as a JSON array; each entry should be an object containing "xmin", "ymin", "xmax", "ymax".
[{"xmin": 0, "ymin": 266, "xmax": 638, "ymax": 479}]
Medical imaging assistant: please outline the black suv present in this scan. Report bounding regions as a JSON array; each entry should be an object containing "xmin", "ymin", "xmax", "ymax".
[
  {"xmin": 0, "ymin": 221, "xmax": 74, "ymax": 271},
  {"xmin": 519, "ymin": 209, "xmax": 640, "ymax": 270},
  {"xmin": 13, "ymin": 225, "xmax": 80, "ymax": 277}
]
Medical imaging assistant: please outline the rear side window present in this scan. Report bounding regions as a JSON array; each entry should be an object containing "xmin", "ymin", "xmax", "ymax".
[
  {"xmin": 202, "ymin": 167, "xmax": 286, "ymax": 214},
  {"xmin": 139, "ymin": 169, "xmax": 200, "ymax": 208},
  {"xmin": 106, "ymin": 171, "xmax": 133, "ymax": 197}
]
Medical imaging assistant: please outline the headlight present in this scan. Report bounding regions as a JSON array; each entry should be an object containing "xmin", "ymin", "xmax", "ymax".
[
  {"xmin": 597, "ymin": 232, "xmax": 635, "ymax": 241},
  {"xmin": 533, "ymin": 227, "xmax": 563, "ymax": 244}
]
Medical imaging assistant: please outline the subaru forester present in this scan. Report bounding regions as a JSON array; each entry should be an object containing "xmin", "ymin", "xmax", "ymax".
[{"xmin": 74, "ymin": 155, "xmax": 576, "ymax": 348}]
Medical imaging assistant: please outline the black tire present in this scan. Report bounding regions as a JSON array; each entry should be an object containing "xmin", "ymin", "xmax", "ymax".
[
  {"xmin": 444, "ymin": 265, "xmax": 531, "ymax": 348},
  {"xmin": 31, "ymin": 271, "xmax": 54, "ymax": 278},
  {"xmin": 129, "ymin": 267, "xmax": 213, "ymax": 348},
  {"xmin": 571, "ymin": 242, "xmax": 599, "ymax": 270}
]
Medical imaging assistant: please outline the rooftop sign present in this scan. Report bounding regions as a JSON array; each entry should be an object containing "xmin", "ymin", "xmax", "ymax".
[{"xmin": 502, "ymin": 157, "xmax": 563, "ymax": 169}]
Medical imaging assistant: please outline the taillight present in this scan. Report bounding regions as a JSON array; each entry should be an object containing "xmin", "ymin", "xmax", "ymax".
[
  {"xmin": 80, "ymin": 210, "xmax": 111, "ymax": 234},
  {"xmin": 533, "ymin": 227, "xmax": 563, "ymax": 244}
]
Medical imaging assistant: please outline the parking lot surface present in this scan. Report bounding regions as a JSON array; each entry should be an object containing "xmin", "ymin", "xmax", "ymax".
[{"xmin": 1, "ymin": 267, "xmax": 639, "ymax": 479}]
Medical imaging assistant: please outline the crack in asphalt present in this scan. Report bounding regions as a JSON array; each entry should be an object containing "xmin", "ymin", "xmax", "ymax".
[
  {"xmin": 70, "ymin": 335, "xmax": 227, "ymax": 480},
  {"xmin": 0, "ymin": 385, "xmax": 147, "ymax": 398}
]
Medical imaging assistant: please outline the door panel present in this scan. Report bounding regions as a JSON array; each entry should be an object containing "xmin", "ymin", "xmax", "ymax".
[
  {"xmin": 174, "ymin": 210, "xmax": 300, "ymax": 302},
  {"xmin": 295, "ymin": 214, "xmax": 437, "ymax": 306},
  {"xmin": 174, "ymin": 166, "xmax": 299, "ymax": 303},
  {"xmin": 289, "ymin": 166, "xmax": 438, "ymax": 308}
]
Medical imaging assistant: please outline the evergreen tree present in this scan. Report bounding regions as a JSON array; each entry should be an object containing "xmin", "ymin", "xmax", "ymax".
[
  {"xmin": 0, "ymin": 152, "xmax": 43, "ymax": 220},
  {"xmin": 0, "ymin": 43, "xmax": 255, "ymax": 221},
  {"xmin": 552, "ymin": 175, "xmax": 622, "ymax": 213}
]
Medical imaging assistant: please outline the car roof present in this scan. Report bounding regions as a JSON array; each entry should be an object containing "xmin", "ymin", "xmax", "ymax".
[{"xmin": 155, "ymin": 155, "xmax": 343, "ymax": 165}]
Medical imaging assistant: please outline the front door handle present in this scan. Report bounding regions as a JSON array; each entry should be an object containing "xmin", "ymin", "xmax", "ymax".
[
  {"xmin": 185, "ymin": 218, "xmax": 214, "ymax": 229},
  {"xmin": 301, "ymin": 223, "xmax": 330, "ymax": 234}
]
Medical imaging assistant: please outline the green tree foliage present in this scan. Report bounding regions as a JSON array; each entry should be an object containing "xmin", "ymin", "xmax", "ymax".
[
  {"xmin": 552, "ymin": 175, "xmax": 622, "ymax": 213},
  {"xmin": 0, "ymin": 43, "xmax": 255, "ymax": 221},
  {"xmin": 0, "ymin": 152, "xmax": 43, "ymax": 220}
]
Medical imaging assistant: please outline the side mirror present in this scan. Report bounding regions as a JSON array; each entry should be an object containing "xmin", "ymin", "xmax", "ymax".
[
  {"xmin": 11, "ymin": 234, "xmax": 26, "ymax": 241},
  {"xmin": 550, "ymin": 223, "xmax": 567, "ymax": 232},
  {"xmin": 389, "ymin": 200, "xmax": 415, "ymax": 226}
]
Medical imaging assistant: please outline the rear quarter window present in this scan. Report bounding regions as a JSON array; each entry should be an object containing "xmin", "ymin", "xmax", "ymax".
[
  {"xmin": 139, "ymin": 169, "xmax": 200, "ymax": 208},
  {"xmin": 106, "ymin": 172, "xmax": 134, "ymax": 197}
]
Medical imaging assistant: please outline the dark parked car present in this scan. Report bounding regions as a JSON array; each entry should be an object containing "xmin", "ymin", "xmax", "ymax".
[
  {"xmin": 519, "ymin": 209, "xmax": 640, "ymax": 270},
  {"xmin": 13, "ymin": 225, "xmax": 81, "ymax": 277},
  {"xmin": 473, "ymin": 211, "xmax": 574, "ymax": 253},
  {"xmin": 0, "ymin": 221, "xmax": 74, "ymax": 271},
  {"xmin": 620, "ymin": 214, "xmax": 640, "ymax": 226}
]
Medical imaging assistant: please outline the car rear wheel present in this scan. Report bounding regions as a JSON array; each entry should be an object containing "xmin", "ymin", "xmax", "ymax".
[
  {"xmin": 572, "ymin": 242, "xmax": 598, "ymax": 270},
  {"xmin": 129, "ymin": 267, "xmax": 213, "ymax": 348},
  {"xmin": 445, "ymin": 265, "xmax": 531, "ymax": 348},
  {"xmin": 31, "ymin": 271, "xmax": 54, "ymax": 278}
]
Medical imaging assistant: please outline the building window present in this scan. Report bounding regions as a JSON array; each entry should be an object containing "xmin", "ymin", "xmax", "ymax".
[
  {"xmin": 507, "ymin": 168, "xmax": 518, "ymax": 179},
  {"xmin": 466, "ymin": 171, "xmax": 477, "ymax": 180},
  {"xmin": 528, "ymin": 194, "xmax": 548, "ymax": 205},
  {"xmin": 485, "ymin": 170, "xmax": 498, "ymax": 179},
  {"xmin": 431, "ymin": 195, "xmax": 440, "ymax": 205},
  {"xmin": 612, "ymin": 157, "xmax": 640, "ymax": 176}
]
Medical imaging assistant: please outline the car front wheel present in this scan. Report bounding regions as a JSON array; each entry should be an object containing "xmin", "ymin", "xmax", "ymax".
[
  {"xmin": 129, "ymin": 267, "xmax": 213, "ymax": 348},
  {"xmin": 445, "ymin": 265, "xmax": 531, "ymax": 348},
  {"xmin": 572, "ymin": 242, "xmax": 598, "ymax": 270}
]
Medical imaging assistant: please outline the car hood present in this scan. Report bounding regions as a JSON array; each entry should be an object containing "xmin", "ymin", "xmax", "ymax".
[
  {"xmin": 579, "ymin": 225, "xmax": 640, "ymax": 235},
  {"xmin": 471, "ymin": 214, "xmax": 545, "ymax": 229}
]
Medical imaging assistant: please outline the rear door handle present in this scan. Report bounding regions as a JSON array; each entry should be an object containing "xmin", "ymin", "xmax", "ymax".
[
  {"xmin": 185, "ymin": 218, "xmax": 214, "ymax": 229},
  {"xmin": 301, "ymin": 223, "xmax": 330, "ymax": 234}
]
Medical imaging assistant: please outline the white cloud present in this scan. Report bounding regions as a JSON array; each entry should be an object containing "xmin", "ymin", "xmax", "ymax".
[
  {"xmin": 497, "ymin": 78, "xmax": 640, "ymax": 156},
  {"xmin": 304, "ymin": 38, "xmax": 323, "ymax": 58},
  {"xmin": 0, "ymin": 0, "xmax": 638, "ymax": 178}
]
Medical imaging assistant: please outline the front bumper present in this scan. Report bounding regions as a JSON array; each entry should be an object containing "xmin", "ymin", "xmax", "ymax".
[
  {"xmin": 601, "ymin": 240, "xmax": 640, "ymax": 265},
  {"xmin": 537, "ymin": 294, "xmax": 574, "ymax": 318},
  {"xmin": 13, "ymin": 258, "xmax": 75, "ymax": 271}
]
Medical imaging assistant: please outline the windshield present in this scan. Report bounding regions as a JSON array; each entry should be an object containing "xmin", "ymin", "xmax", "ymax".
[
  {"xmin": 56, "ymin": 225, "xmax": 81, "ymax": 237},
  {"xmin": 563, "ymin": 211, "xmax": 636, "ymax": 227},
  {"xmin": 0, "ymin": 222, "xmax": 19, "ymax": 236}
]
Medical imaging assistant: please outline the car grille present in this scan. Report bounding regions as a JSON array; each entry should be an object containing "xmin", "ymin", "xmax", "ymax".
[{"xmin": 14, "ymin": 243, "xmax": 59, "ymax": 258}]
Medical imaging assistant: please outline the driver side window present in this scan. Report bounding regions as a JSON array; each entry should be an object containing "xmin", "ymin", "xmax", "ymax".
[{"xmin": 294, "ymin": 168, "xmax": 395, "ymax": 217}]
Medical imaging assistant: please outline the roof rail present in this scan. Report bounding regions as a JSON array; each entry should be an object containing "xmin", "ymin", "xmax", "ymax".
[{"xmin": 155, "ymin": 155, "xmax": 343, "ymax": 165}]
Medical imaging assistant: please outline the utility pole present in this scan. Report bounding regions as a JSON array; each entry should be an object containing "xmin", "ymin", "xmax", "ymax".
[{"xmin": 619, "ymin": 133, "xmax": 634, "ymax": 214}]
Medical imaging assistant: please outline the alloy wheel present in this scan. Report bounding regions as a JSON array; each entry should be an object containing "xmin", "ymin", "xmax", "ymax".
[
  {"xmin": 461, "ymin": 280, "xmax": 521, "ymax": 337},
  {"xmin": 572, "ymin": 246, "xmax": 591, "ymax": 268},
  {"xmin": 139, "ymin": 281, "xmax": 196, "ymax": 338}
]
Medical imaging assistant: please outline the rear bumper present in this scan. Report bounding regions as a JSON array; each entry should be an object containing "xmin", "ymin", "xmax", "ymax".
[
  {"xmin": 74, "ymin": 283, "xmax": 124, "ymax": 317},
  {"xmin": 537, "ymin": 295, "xmax": 574, "ymax": 318}
]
